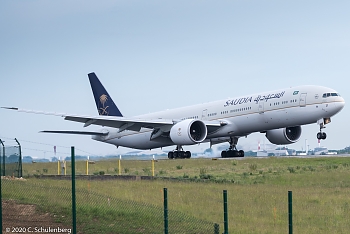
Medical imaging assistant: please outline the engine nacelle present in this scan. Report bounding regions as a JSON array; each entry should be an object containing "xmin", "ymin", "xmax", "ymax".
[
  {"xmin": 265, "ymin": 126, "xmax": 302, "ymax": 145},
  {"xmin": 170, "ymin": 119, "xmax": 207, "ymax": 145}
]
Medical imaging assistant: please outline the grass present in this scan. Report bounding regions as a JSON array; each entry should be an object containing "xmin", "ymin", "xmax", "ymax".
[
  {"xmin": 22, "ymin": 156, "xmax": 350, "ymax": 181},
  {"xmin": 2, "ymin": 179, "xmax": 213, "ymax": 234},
  {"xmin": 6, "ymin": 156, "xmax": 350, "ymax": 233}
]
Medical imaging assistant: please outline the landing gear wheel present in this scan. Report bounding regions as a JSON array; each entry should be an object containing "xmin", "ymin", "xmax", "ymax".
[
  {"xmin": 239, "ymin": 150, "xmax": 245, "ymax": 157},
  {"xmin": 221, "ymin": 151, "xmax": 227, "ymax": 158},
  {"xmin": 317, "ymin": 132, "xmax": 322, "ymax": 140},
  {"xmin": 168, "ymin": 146, "xmax": 192, "ymax": 159},
  {"xmin": 317, "ymin": 132, "xmax": 327, "ymax": 140},
  {"xmin": 173, "ymin": 151, "xmax": 178, "ymax": 158},
  {"xmin": 221, "ymin": 150, "xmax": 244, "ymax": 158},
  {"xmin": 185, "ymin": 151, "xmax": 191, "ymax": 158},
  {"xmin": 178, "ymin": 151, "xmax": 184, "ymax": 158},
  {"xmin": 221, "ymin": 137, "xmax": 245, "ymax": 158}
]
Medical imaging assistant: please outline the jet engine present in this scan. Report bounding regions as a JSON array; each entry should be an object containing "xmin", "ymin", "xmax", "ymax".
[
  {"xmin": 265, "ymin": 126, "xmax": 302, "ymax": 145},
  {"xmin": 170, "ymin": 119, "xmax": 207, "ymax": 145}
]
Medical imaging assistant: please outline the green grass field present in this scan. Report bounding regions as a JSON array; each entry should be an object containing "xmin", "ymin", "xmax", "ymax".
[{"xmin": 4, "ymin": 156, "xmax": 350, "ymax": 233}]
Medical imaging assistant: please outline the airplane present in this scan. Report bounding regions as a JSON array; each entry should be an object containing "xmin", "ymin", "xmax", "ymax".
[{"xmin": 2, "ymin": 73, "xmax": 345, "ymax": 158}]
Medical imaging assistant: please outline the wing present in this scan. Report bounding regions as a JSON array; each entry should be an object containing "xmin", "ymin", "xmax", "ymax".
[{"xmin": 2, "ymin": 107, "xmax": 223, "ymax": 134}]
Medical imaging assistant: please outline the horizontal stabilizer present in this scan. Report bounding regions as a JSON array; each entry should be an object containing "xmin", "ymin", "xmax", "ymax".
[
  {"xmin": 1, "ymin": 107, "xmax": 18, "ymax": 110},
  {"xmin": 40, "ymin": 130, "xmax": 108, "ymax": 136}
]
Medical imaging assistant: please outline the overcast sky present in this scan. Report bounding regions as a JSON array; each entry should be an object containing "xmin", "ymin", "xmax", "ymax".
[{"xmin": 1, "ymin": 1, "xmax": 349, "ymax": 159}]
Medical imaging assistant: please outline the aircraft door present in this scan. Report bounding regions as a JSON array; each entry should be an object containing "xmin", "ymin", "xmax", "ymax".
[
  {"xmin": 258, "ymin": 100, "xmax": 264, "ymax": 114},
  {"xmin": 299, "ymin": 93, "xmax": 307, "ymax": 107},
  {"xmin": 201, "ymin": 109, "xmax": 208, "ymax": 120}
]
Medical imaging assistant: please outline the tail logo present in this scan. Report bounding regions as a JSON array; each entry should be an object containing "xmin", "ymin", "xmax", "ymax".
[{"xmin": 99, "ymin": 94, "xmax": 109, "ymax": 115}]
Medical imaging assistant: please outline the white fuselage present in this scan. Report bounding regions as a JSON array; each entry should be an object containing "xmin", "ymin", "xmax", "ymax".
[{"xmin": 92, "ymin": 85, "xmax": 345, "ymax": 149}]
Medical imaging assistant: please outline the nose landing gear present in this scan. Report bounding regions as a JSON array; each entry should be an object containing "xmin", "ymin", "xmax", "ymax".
[{"xmin": 317, "ymin": 119, "xmax": 327, "ymax": 140}]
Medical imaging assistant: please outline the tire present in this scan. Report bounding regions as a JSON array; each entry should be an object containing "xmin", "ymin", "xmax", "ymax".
[
  {"xmin": 178, "ymin": 151, "xmax": 184, "ymax": 158},
  {"xmin": 317, "ymin": 132, "xmax": 322, "ymax": 140},
  {"xmin": 221, "ymin": 151, "xmax": 227, "ymax": 158},
  {"xmin": 239, "ymin": 150, "xmax": 245, "ymax": 157},
  {"xmin": 173, "ymin": 151, "xmax": 178, "ymax": 158},
  {"xmin": 168, "ymin": 152, "xmax": 174, "ymax": 159}
]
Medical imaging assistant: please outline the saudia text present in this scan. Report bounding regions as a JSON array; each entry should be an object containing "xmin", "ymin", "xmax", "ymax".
[{"xmin": 224, "ymin": 91, "xmax": 286, "ymax": 107}]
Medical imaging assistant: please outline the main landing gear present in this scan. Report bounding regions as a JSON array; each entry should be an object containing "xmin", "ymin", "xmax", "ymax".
[
  {"xmin": 168, "ymin": 146, "xmax": 191, "ymax": 159},
  {"xmin": 221, "ymin": 137, "xmax": 245, "ymax": 158}
]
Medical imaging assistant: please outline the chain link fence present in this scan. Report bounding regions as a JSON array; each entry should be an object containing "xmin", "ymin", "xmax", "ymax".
[
  {"xmin": 2, "ymin": 145, "xmax": 350, "ymax": 233},
  {"xmin": 2, "ymin": 173, "xmax": 350, "ymax": 233},
  {"xmin": 1, "ymin": 178, "xmax": 216, "ymax": 234},
  {"xmin": 1, "ymin": 146, "xmax": 22, "ymax": 178}
]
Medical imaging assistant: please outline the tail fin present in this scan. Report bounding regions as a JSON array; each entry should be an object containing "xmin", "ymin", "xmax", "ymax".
[{"xmin": 88, "ymin": 72, "xmax": 123, "ymax": 117}]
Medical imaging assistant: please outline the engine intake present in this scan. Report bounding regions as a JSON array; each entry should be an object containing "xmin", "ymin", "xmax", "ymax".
[
  {"xmin": 265, "ymin": 126, "xmax": 302, "ymax": 145},
  {"xmin": 170, "ymin": 119, "xmax": 207, "ymax": 145}
]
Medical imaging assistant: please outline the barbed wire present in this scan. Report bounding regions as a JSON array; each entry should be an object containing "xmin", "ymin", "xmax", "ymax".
[
  {"xmin": 0, "ymin": 136, "xmax": 97, "ymax": 156},
  {"xmin": 20, "ymin": 147, "xmax": 69, "ymax": 157}
]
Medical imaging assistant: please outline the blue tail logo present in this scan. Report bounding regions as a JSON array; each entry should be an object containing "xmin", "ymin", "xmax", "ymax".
[{"xmin": 88, "ymin": 72, "xmax": 123, "ymax": 117}]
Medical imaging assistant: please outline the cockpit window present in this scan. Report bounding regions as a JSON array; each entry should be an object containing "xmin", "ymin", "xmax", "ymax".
[{"xmin": 323, "ymin": 93, "xmax": 341, "ymax": 98}]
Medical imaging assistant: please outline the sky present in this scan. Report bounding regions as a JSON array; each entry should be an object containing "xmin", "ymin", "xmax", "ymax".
[{"xmin": 1, "ymin": 1, "xmax": 349, "ymax": 159}]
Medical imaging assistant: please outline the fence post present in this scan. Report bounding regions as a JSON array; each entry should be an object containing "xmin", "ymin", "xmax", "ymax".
[
  {"xmin": 14, "ymin": 138, "xmax": 22, "ymax": 178},
  {"xmin": 288, "ymin": 191, "xmax": 293, "ymax": 234},
  {"xmin": 152, "ymin": 155, "xmax": 155, "ymax": 177},
  {"xmin": 58, "ymin": 160, "xmax": 60, "ymax": 175},
  {"xmin": 71, "ymin": 146, "xmax": 77, "ymax": 234},
  {"xmin": 118, "ymin": 155, "xmax": 121, "ymax": 175},
  {"xmin": 0, "ymin": 139, "xmax": 5, "ymax": 176},
  {"xmin": 163, "ymin": 188, "xmax": 168, "ymax": 234},
  {"xmin": 223, "ymin": 190, "xmax": 228, "ymax": 234},
  {"xmin": 86, "ymin": 158, "xmax": 89, "ymax": 175}
]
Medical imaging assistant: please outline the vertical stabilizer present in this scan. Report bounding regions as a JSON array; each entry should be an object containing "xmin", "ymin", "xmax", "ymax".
[{"xmin": 88, "ymin": 72, "xmax": 123, "ymax": 117}]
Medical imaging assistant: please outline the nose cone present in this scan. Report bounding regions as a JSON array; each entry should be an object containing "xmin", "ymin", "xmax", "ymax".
[
  {"xmin": 335, "ymin": 96, "xmax": 345, "ymax": 113},
  {"xmin": 339, "ymin": 96, "xmax": 345, "ymax": 107}
]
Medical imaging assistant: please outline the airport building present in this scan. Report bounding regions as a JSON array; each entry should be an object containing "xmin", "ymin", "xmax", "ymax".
[{"xmin": 257, "ymin": 147, "xmax": 296, "ymax": 156}]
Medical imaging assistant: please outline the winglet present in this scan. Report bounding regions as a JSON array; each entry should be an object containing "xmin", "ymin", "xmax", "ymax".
[{"xmin": 88, "ymin": 72, "xmax": 123, "ymax": 117}]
